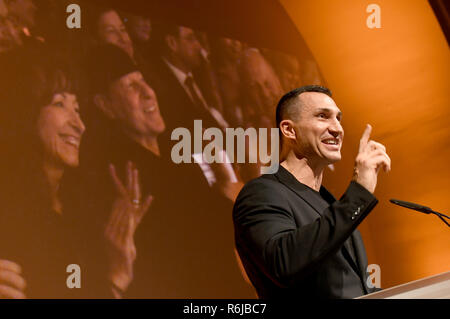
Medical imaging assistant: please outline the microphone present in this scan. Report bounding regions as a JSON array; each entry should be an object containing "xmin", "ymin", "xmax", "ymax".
[
  {"xmin": 389, "ymin": 199, "xmax": 433, "ymax": 214},
  {"xmin": 390, "ymin": 199, "xmax": 449, "ymax": 227}
]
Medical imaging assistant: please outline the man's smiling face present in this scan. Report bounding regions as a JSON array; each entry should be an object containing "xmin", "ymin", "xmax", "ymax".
[{"xmin": 292, "ymin": 92, "xmax": 344, "ymax": 165}]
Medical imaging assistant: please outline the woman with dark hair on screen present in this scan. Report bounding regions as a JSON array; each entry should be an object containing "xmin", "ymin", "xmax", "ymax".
[{"xmin": 0, "ymin": 51, "xmax": 151, "ymax": 298}]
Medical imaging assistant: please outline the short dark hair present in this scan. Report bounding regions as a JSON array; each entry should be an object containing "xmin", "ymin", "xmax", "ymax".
[
  {"xmin": 275, "ymin": 85, "xmax": 332, "ymax": 128},
  {"xmin": 151, "ymin": 22, "xmax": 181, "ymax": 53}
]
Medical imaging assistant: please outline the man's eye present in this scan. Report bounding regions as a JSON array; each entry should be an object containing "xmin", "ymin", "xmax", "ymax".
[
  {"xmin": 318, "ymin": 113, "xmax": 326, "ymax": 118},
  {"xmin": 53, "ymin": 101, "xmax": 64, "ymax": 107}
]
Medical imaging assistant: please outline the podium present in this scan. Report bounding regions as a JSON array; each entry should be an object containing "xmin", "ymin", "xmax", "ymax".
[{"xmin": 356, "ymin": 271, "xmax": 450, "ymax": 299}]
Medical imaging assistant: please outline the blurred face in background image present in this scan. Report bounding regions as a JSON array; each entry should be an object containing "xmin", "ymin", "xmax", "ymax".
[
  {"xmin": 278, "ymin": 55, "xmax": 302, "ymax": 92},
  {"xmin": 126, "ymin": 14, "xmax": 151, "ymax": 44},
  {"xmin": 97, "ymin": 9, "xmax": 134, "ymax": 58},
  {"xmin": 105, "ymin": 71, "xmax": 165, "ymax": 139},
  {"xmin": 220, "ymin": 37, "xmax": 243, "ymax": 62},
  {"xmin": 240, "ymin": 49, "xmax": 283, "ymax": 126},
  {"xmin": 5, "ymin": 0, "xmax": 36, "ymax": 28},
  {"xmin": 37, "ymin": 92, "xmax": 85, "ymax": 168},
  {"xmin": 0, "ymin": 16, "xmax": 22, "ymax": 52},
  {"xmin": 170, "ymin": 26, "xmax": 203, "ymax": 70}
]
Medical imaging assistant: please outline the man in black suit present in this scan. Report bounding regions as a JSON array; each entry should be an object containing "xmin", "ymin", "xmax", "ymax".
[
  {"xmin": 150, "ymin": 24, "xmax": 228, "ymax": 134},
  {"xmin": 149, "ymin": 24, "xmax": 242, "ymax": 197},
  {"xmin": 233, "ymin": 85, "xmax": 391, "ymax": 299}
]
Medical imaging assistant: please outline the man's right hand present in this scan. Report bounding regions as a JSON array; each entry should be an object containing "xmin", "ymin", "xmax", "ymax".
[
  {"xmin": 0, "ymin": 259, "xmax": 26, "ymax": 299},
  {"xmin": 352, "ymin": 124, "xmax": 391, "ymax": 193}
]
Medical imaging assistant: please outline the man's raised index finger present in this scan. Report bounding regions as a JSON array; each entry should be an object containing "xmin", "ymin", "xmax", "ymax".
[{"xmin": 359, "ymin": 124, "xmax": 372, "ymax": 152}]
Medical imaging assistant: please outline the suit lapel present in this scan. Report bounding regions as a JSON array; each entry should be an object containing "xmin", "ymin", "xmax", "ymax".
[
  {"xmin": 157, "ymin": 59, "xmax": 219, "ymax": 129},
  {"xmin": 274, "ymin": 166, "xmax": 327, "ymax": 218},
  {"xmin": 274, "ymin": 166, "xmax": 364, "ymax": 283}
]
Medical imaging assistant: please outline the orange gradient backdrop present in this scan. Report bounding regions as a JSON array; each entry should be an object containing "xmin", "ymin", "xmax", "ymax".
[{"xmin": 279, "ymin": 0, "xmax": 450, "ymax": 288}]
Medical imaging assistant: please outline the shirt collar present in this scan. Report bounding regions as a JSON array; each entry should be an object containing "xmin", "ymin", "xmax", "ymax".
[{"xmin": 163, "ymin": 58, "xmax": 193, "ymax": 85}]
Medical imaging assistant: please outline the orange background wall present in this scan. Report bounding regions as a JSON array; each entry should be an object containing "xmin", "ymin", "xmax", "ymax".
[{"xmin": 280, "ymin": 0, "xmax": 450, "ymax": 288}]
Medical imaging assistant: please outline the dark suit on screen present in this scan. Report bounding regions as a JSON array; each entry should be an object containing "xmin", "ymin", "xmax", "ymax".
[
  {"xmin": 149, "ymin": 56, "xmax": 221, "ymax": 130},
  {"xmin": 233, "ymin": 165, "xmax": 379, "ymax": 299}
]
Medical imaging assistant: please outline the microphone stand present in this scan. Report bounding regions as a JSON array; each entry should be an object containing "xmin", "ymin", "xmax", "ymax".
[
  {"xmin": 390, "ymin": 199, "xmax": 450, "ymax": 227},
  {"xmin": 431, "ymin": 211, "xmax": 450, "ymax": 227}
]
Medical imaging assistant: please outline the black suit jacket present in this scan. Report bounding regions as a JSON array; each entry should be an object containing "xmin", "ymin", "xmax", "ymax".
[
  {"xmin": 147, "ymin": 56, "xmax": 222, "ymax": 158},
  {"xmin": 233, "ymin": 165, "xmax": 379, "ymax": 299},
  {"xmin": 150, "ymin": 56, "xmax": 220, "ymax": 131}
]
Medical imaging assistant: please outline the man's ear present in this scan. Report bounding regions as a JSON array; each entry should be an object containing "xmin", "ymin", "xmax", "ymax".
[
  {"xmin": 93, "ymin": 94, "xmax": 116, "ymax": 120},
  {"xmin": 165, "ymin": 34, "xmax": 178, "ymax": 53},
  {"xmin": 279, "ymin": 119, "xmax": 296, "ymax": 142}
]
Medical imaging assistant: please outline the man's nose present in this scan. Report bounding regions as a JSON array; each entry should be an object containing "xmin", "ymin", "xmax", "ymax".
[
  {"xmin": 329, "ymin": 120, "xmax": 343, "ymax": 137},
  {"xmin": 141, "ymin": 82, "xmax": 156, "ymax": 101}
]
